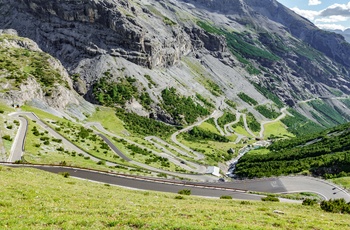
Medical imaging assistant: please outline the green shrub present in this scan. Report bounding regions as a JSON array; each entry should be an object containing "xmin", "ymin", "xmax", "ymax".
[
  {"xmin": 43, "ymin": 140, "xmax": 50, "ymax": 145},
  {"xmin": 261, "ymin": 195, "xmax": 279, "ymax": 202},
  {"xmin": 6, "ymin": 125, "xmax": 13, "ymax": 129},
  {"xmin": 115, "ymin": 108, "xmax": 176, "ymax": 137},
  {"xmin": 225, "ymin": 99, "xmax": 237, "ymax": 109},
  {"xmin": 52, "ymin": 138, "xmax": 62, "ymax": 143},
  {"xmin": 255, "ymin": 105, "xmax": 280, "ymax": 119},
  {"xmin": 161, "ymin": 87, "xmax": 209, "ymax": 124},
  {"xmin": 157, "ymin": 173, "xmax": 167, "ymax": 178},
  {"xmin": 184, "ymin": 126, "xmax": 230, "ymax": 142},
  {"xmin": 92, "ymin": 76, "xmax": 140, "ymax": 106},
  {"xmin": 220, "ymin": 195, "xmax": 232, "ymax": 199},
  {"xmin": 175, "ymin": 195, "xmax": 185, "ymax": 200},
  {"xmin": 217, "ymin": 112, "xmax": 236, "ymax": 129},
  {"xmin": 196, "ymin": 93, "xmax": 215, "ymax": 108},
  {"xmin": 163, "ymin": 17, "xmax": 176, "ymax": 26},
  {"xmin": 196, "ymin": 21, "xmax": 279, "ymax": 62},
  {"xmin": 56, "ymin": 147, "xmax": 64, "ymax": 151},
  {"xmin": 178, "ymin": 189, "xmax": 191, "ymax": 195},
  {"xmin": 0, "ymin": 110, "xmax": 4, "ymax": 113},
  {"xmin": 320, "ymin": 199, "xmax": 350, "ymax": 214},
  {"xmin": 246, "ymin": 112, "xmax": 260, "ymax": 132},
  {"xmin": 240, "ymin": 201, "xmax": 252, "ymax": 205},
  {"xmin": 59, "ymin": 172, "xmax": 70, "ymax": 178},
  {"xmin": 252, "ymin": 83, "xmax": 284, "ymax": 108},
  {"xmin": 302, "ymin": 198, "xmax": 317, "ymax": 206},
  {"xmin": 238, "ymin": 92, "xmax": 258, "ymax": 106},
  {"xmin": 2, "ymin": 135, "xmax": 12, "ymax": 141},
  {"xmin": 235, "ymin": 121, "xmax": 350, "ymax": 179}
]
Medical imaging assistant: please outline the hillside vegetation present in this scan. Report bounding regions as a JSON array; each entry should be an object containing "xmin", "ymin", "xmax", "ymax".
[
  {"xmin": 235, "ymin": 122, "xmax": 350, "ymax": 179},
  {"xmin": 0, "ymin": 34, "xmax": 68, "ymax": 94},
  {"xmin": 1, "ymin": 166, "xmax": 349, "ymax": 230}
]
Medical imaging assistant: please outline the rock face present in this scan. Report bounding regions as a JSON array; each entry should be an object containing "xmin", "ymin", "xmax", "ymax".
[
  {"xmin": 0, "ymin": 0, "xmax": 194, "ymax": 69},
  {"xmin": 0, "ymin": 31, "xmax": 94, "ymax": 120},
  {"xmin": 0, "ymin": 0, "xmax": 349, "ymax": 125},
  {"xmin": 329, "ymin": 29, "xmax": 350, "ymax": 44}
]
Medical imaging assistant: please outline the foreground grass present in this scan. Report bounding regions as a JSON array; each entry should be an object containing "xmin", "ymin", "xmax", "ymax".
[{"xmin": 1, "ymin": 166, "xmax": 349, "ymax": 229}]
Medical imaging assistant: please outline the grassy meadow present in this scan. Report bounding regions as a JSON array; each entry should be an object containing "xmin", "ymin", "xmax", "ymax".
[{"xmin": 0, "ymin": 166, "xmax": 349, "ymax": 229}]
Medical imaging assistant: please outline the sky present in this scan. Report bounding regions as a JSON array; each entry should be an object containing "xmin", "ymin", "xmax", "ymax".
[{"xmin": 277, "ymin": 0, "xmax": 350, "ymax": 31}]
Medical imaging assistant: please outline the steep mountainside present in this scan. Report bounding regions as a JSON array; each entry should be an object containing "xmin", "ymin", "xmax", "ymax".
[
  {"xmin": 329, "ymin": 29, "xmax": 350, "ymax": 43},
  {"xmin": 0, "ymin": 31, "xmax": 94, "ymax": 120},
  {"xmin": 0, "ymin": 0, "xmax": 349, "ymax": 127}
]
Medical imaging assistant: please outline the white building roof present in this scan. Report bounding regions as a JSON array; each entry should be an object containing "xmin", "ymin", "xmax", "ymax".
[{"xmin": 206, "ymin": 166, "xmax": 220, "ymax": 177}]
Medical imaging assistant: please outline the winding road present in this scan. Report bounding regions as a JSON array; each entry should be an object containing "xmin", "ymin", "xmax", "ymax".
[
  {"xmin": 2, "ymin": 163, "xmax": 349, "ymax": 202},
  {"xmin": 7, "ymin": 116, "xmax": 27, "ymax": 162},
  {"xmin": 259, "ymin": 107, "xmax": 288, "ymax": 138},
  {"xmin": 86, "ymin": 122, "xmax": 211, "ymax": 177},
  {"xmin": 170, "ymin": 110, "xmax": 222, "ymax": 160},
  {"xmin": 10, "ymin": 113, "xmax": 217, "ymax": 181},
  {"xmin": 5, "ymin": 110, "xmax": 350, "ymax": 202}
]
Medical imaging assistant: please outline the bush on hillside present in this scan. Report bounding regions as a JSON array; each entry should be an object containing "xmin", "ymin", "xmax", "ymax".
[
  {"xmin": 302, "ymin": 198, "xmax": 318, "ymax": 206},
  {"xmin": 261, "ymin": 195, "xmax": 279, "ymax": 202},
  {"xmin": 320, "ymin": 199, "xmax": 350, "ymax": 214},
  {"xmin": 178, "ymin": 189, "xmax": 191, "ymax": 195}
]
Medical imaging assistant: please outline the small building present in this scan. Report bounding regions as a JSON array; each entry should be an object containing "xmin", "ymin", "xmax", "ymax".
[{"xmin": 206, "ymin": 166, "xmax": 220, "ymax": 177}]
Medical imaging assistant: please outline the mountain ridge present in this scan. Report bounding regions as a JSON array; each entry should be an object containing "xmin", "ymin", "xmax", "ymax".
[{"xmin": 0, "ymin": 0, "xmax": 349, "ymax": 128}]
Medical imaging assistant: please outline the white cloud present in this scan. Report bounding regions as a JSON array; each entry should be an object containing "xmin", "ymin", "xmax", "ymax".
[
  {"xmin": 291, "ymin": 7, "xmax": 320, "ymax": 20},
  {"xmin": 315, "ymin": 15, "xmax": 349, "ymax": 23},
  {"xmin": 316, "ymin": 23, "xmax": 347, "ymax": 31},
  {"xmin": 309, "ymin": 0, "xmax": 322, "ymax": 6},
  {"xmin": 320, "ymin": 2, "xmax": 350, "ymax": 17},
  {"xmin": 289, "ymin": 3, "xmax": 350, "ymax": 32}
]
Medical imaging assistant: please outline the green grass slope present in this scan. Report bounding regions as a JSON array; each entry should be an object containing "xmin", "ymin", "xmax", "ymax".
[{"xmin": 1, "ymin": 166, "xmax": 349, "ymax": 229}]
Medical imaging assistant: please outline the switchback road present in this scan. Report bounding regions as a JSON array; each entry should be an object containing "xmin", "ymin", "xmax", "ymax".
[{"xmin": 2, "ymin": 163, "xmax": 349, "ymax": 202}]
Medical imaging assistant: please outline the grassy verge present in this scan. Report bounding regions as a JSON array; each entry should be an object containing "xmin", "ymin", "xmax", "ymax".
[
  {"xmin": 23, "ymin": 119, "xmax": 138, "ymax": 174},
  {"xmin": 177, "ymin": 135, "xmax": 237, "ymax": 165},
  {"xmin": 232, "ymin": 126, "xmax": 253, "ymax": 138},
  {"xmin": 21, "ymin": 105, "xmax": 192, "ymax": 174},
  {"xmin": 1, "ymin": 166, "xmax": 349, "ymax": 229},
  {"xmin": 245, "ymin": 148, "xmax": 270, "ymax": 156},
  {"xmin": 250, "ymin": 191, "xmax": 322, "ymax": 202},
  {"xmin": 87, "ymin": 106, "xmax": 126, "ymax": 135},
  {"xmin": 20, "ymin": 106, "xmax": 153, "ymax": 174},
  {"xmin": 331, "ymin": 177, "xmax": 350, "ymax": 189},
  {"xmin": 0, "ymin": 104, "xmax": 18, "ymax": 157},
  {"xmin": 263, "ymin": 121, "xmax": 294, "ymax": 139}
]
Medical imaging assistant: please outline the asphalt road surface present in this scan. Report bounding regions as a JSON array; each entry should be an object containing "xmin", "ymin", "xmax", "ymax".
[
  {"xmin": 6, "ymin": 112, "xmax": 350, "ymax": 202},
  {"xmin": 7, "ymin": 116, "xmax": 27, "ymax": 162},
  {"xmin": 3, "ymin": 164, "xmax": 350, "ymax": 202},
  {"xmin": 5, "ymin": 164, "xmax": 263, "ymax": 200}
]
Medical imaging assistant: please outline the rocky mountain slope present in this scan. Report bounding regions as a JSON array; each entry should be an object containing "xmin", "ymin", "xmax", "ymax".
[
  {"xmin": 0, "ymin": 0, "xmax": 349, "ymax": 127},
  {"xmin": 0, "ymin": 30, "xmax": 94, "ymax": 120},
  {"xmin": 329, "ymin": 29, "xmax": 350, "ymax": 43}
]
